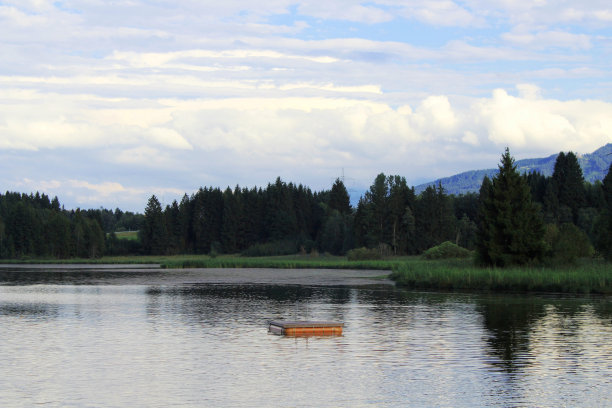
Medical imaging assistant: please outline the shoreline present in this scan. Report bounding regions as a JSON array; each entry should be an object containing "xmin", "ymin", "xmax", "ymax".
[
  {"xmin": 0, "ymin": 264, "xmax": 393, "ymax": 287},
  {"xmin": 1, "ymin": 255, "xmax": 610, "ymax": 294}
]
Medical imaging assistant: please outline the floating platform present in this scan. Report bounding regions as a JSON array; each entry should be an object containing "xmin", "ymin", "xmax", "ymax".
[{"xmin": 268, "ymin": 320, "xmax": 343, "ymax": 336}]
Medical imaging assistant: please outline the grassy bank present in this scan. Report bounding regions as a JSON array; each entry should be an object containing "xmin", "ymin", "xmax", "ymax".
[
  {"xmin": 3, "ymin": 254, "xmax": 610, "ymax": 294},
  {"xmin": 0, "ymin": 253, "xmax": 402, "ymax": 270},
  {"xmin": 160, "ymin": 254, "xmax": 402, "ymax": 271},
  {"xmin": 389, "ymin": 258, "xmax": 612, "ymax": 294}
]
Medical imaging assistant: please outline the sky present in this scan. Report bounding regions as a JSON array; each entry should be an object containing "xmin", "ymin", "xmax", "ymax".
[{"xmin": 1, "ymin": 0, "xmax": 612, "ymax": 212}]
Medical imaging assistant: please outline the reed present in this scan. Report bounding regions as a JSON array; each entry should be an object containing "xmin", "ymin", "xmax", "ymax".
[
  {"xmin": 4, "ymin": 253, "xmax": 610, "ymax": 294},
  {"xmin": 160, "ymin": 254, "xmax": 401, "ymax": 271},
  {"xmin": 389, "ymin": 258, "xmax": 612, "ymax": 294}
]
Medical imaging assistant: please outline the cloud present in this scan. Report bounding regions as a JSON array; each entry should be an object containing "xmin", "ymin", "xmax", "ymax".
[
  {"xmin": 1, "ymin": 0, "xmax": 611, "ymax": 211},
  {"xmin": 298, "ymin": 2, "xmax": 393, "ymax": 24},
  {"xmin": 502, "ymin": 30, "xmax": 592, "ymax": 50},
  {"xmin": 400, "ymin": 0, "xmax": 484, "ymax": 27},
  {"xmin": 473, "ymin": 86, "xmax": 612, "ymax": 153}
]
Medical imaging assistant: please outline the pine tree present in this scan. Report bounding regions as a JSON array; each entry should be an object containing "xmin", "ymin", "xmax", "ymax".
[
  {"xmin": 414, "ymin": 183, "xmax": 455, "ymax": 252},
  {"xmin": 476, "ymin": 148, "xmax": 546, "ymax": 266},
  {"xmin": 221, "ymin": 187, "xmax": 241, "ymax": 253},
  {"xmin": 550, "ymin": 151, "xmax": 586, "ymax": 224},
  {"xmin": 329, "ymin": 178, "xmax": 351, "ymax": 215},
  {"xmin": 141, "ymin": 195, "xmax": 168, "ymax": 255},
  {"xmin": 597, "ymin": 163, "xmax": 612, "ymax": 260}
]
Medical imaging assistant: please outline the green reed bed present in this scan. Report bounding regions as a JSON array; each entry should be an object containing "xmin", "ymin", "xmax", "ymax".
[
  {"xmin": 5, "ymin": 254, "xmax": 610, "ymax": 294},
  {"xmin": 390, "ymin": 258, "xmax": 612, "ymax": 294},
  {"xmin": 160, "ymin": 254, "xmax": 401, "ymax": 271}
]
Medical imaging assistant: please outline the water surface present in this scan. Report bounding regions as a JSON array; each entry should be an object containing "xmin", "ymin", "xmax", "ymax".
[{"xmin": 1, "ymin": 266, "xmax": 611, "ymax": 407}]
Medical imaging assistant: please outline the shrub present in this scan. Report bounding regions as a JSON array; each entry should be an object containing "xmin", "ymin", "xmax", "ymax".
[
  {"xmin": 346, "ymin": 247, "xmax": 382, "ymax": 261},
  {"xmin": 423, "ymin": 241, "xmax": 472, "ymax": 260},
  {"xmin": 547, "ymin": 223, "xmax": 594, "ymax": 264}
]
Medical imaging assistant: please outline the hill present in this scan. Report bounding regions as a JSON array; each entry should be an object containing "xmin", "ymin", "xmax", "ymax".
[{"xmin": 415, "ymin": 143, "xmax": 612, "ymax": 195}]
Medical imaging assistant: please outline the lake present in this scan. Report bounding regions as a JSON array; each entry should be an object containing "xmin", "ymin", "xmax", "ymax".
[{"xmin": 1, "ymin": 266, "xmax": 611, "ymax": 407}]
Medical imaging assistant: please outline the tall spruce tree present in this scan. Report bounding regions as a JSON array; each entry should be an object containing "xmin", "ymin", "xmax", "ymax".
[
  {"xmin": 141, "ymin": 195, "xmax": 168, "ymax": 255},
  {"xmin": 476, "ymin": 148, "xmax": 546, "ymax": 266},
  {"xmin": 414, "ymin": 183, "xmax": 455, "ymax": 252},
  {"xmin": 329, "ymin": 178, "xmax": 351, "ymax": 215},
  {"xmin": 550, "ymin": 151, "xmax": 586, "ymax": 223},
  {"xmin": 598, "ymin": 163, "xmax": 612, "ymax": 260}
]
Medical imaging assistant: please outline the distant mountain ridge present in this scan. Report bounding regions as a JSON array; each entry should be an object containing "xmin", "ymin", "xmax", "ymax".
[{"xmin": 415, "ymin": 143, "xmax": 612, "ymax": 195}]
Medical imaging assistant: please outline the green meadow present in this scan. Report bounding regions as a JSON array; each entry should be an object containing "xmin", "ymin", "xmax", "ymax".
[{"xmin": 113, "ymin": 231, "xmax": 140, "ymax": 241}]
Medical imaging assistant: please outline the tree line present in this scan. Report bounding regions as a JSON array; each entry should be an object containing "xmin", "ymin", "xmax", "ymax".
[
  {"xmin": 138, "ymin": 149, "xmax": 612, "ymax": 263},
  {"xmin": 0, "ymin": 192, "xmax": 143, "ymax": 259},
  {"xmin": 1, "ymin": 149, "xmax": 611, "ymax": 263}
]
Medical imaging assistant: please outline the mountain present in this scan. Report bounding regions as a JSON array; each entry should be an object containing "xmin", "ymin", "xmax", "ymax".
[{"xmin": 415, "ymin": 143, "xmax": 612, "ymax": 195}]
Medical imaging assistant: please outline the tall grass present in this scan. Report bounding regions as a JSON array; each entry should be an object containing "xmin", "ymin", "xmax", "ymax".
[
  {"xmin": 161, "ymin": 254, "xmax": 401, "ymax": 271},
  {"xmin": 390, "ymin": 258, "xmax": 612, "ymax": 294},
  {"xmin": 4, "ymin": 253, "xmax": 610, "ymax": 294}
]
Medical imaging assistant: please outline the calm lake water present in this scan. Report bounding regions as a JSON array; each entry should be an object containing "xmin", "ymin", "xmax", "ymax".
[{"xmin": 1, "ymin": 266, "xmax": 611, "ymax": 407}]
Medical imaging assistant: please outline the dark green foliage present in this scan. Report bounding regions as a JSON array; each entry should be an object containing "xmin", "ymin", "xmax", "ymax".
[
  {"xmin": 549, "ymin": 152, "xmax": 586, "ymax": 224},
  {"xmin": 476, "ymin": 148, "xmax": 546, "ymax": 267},
  {"xmin": 452, "ymin": 192, "xmax": 479, "ymax": 222},
  {"xmin": 141, "ymin": 195, "xmax": 168, "ymax": 255},
  {"xmin": 456, "ymin": 214, "xmax": 477, "ymax": 250},
  {"xmin": 414, "ymin": 183, "xmax": 456, "ymax": 252},
  {"xmin": 221, "ymin": 187, "xmax": 242, "ymax": 254},
  {"xmin": 105, "ymin": 231, "xmax": 142, "ymax": 256},
  {"xmin": 163, "ymin": 200, "xmax": 182, "ymax": 254},
  {"xmin": 46, "ymin": 211, "xmax": 72, "ymax": 258},
  {"xmin": 354, "ymin": 173, "xmax": 418, "ymax": 254},
  {"xmin": 3, "ymin": 150, "xmax": 609, "ymax": 263},
  {"xmin": 544, "ymin": 223, "xmax": 594, "ymax": 264},
  {"xmin": 328, "ymin": 178, "xmax": 351, "ymax": 215},
  {"xmin": 356, "ymin": 173, "xmax": 389, "ymax": 247},
  {"xmin": 191, "ymin": 187, "xmax": 224, "ymax": 253},
  {"xmin": 0, "ymin": 192, "xmax": 106, "ymax": 259},
  {"xmin": 319, "ymin": 211, "xmax": 354, "ymax": 255},
  {"xmin": 596, "ymin": 163, "xmax": 612, "ymax": 260},
  {"xmin": 346, "ymin": 247, "xmax": 382, "ymax": 261},
  {"xmin": 241, "ymin": 239, "xmax": 299, "ymax": 257},
  {"xmin": 422, "ymin": 241, "xmax": 472, "ymax": 260},
  {"xmin": 526, "ymin": 171, "xmax": 547, "ymax": 204}
]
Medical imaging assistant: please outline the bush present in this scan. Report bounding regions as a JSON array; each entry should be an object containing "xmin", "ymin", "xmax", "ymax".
[
  {"xmin": 546, "ymin": 223, "xmax": 594, "ymax": 264},
  {"xmin": 422, "ymin": 241, "xmax": 472, "ymax": 260},
  {"xmin": 346, "ymin": 247, "xmax": 382, "ymax": 261}
]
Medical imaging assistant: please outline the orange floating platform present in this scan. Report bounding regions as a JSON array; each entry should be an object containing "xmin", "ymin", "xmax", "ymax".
[{"xmin": 268, "ymin": 320, "xmax": 343, "ymax": 336}]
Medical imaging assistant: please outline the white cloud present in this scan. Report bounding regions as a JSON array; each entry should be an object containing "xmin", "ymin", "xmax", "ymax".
[
  {"xmin": 400, "ymin": 0, "xmax": 484, "ymax": 27},
  {"xmin": 148, "ymin": 127, "xmax": 193, "ymax": 150},
  {"xmin": 474, "ymin": 86, "xmax": 612, "ymax": 153},
  {"xmin": 413, "ymin": 95, "xmax": 459, "ymax": 138},
  {"xmin": 462, "ymin": 130, "xmax": 480, "ymax": 146},
  {"xmin": 298, "ymin": 2, "xmax": 394, "ymax": 24},
  {"xmin": 1, "ymin": 0, "xmax": 611, "ymax": 211},
  {"xmin": 503, "ymin": 30, "xmax": 592, "ymax": 50}
]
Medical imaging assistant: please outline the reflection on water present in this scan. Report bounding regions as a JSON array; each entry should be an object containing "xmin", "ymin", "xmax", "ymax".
[{"xmin": 1, "ymin": 268, "xmax": 611, "ymax": 407}]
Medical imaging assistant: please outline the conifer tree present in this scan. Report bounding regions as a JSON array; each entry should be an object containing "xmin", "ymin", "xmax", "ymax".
[
  {"xmin": 141, "ymin": 195, "xmax": 168, "ymax": 255},
  {"xmin": 329, "ymin": 178, "xmax": 351, "ymax": 215},
  {"xmin": 598, "ymin": 163, "xmax": 612, "ymax": 260},
  {"xmin": 550, "ymin": 151, "xmax": 586, "ymax": 223},
  {"xmin": 476, "ymin": 148, "xmax": 545, "ymax": 266},
  {"xmin": 414, "ymin": 183, "xmax": 455, "ymax": 252}
]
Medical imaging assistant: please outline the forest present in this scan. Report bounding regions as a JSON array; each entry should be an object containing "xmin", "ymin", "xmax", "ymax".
[{"xmin": 1, "ymin": 150, "xmax": 611, "ymax": 264}]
